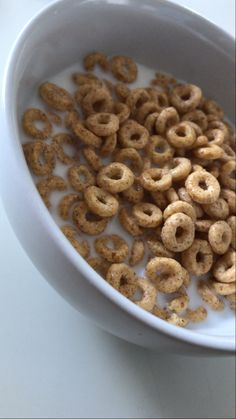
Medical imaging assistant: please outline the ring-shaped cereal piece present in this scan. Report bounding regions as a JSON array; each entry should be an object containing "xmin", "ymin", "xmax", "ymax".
[
  {"xmin": 227, "ymin": 216, "xmax": 236, "ymax": 249},
  {"xmin": 226, "ymin": 293, "xmax": 236, "ymax": 311},
  {"xmin": 95, "ymin": 234, "xmax": 129, "ymax": 263},
  {"xmin": 146, "ymin": 135, "xmax": 174, "ymax": 165},
  {"xmin": 73, "ymin": 201, "xmax": 108, "ymax": 235},
  {"xmin": 22, "ymin": 108, "xmax": 52, "ymax": 140},
  {"xmin": 210, "ymin": 280, "xmax": 236, "ymax": 296},
  {"xmin": 87, "ymin": 257, "xmax": 111, "ymax": 278},
  {"xmin": 186, "ymin": 306, "xmax": 208, "ymax": 323},
  {"xmin": 83, "ymin": 51, "xmax": 109, "ymax": 71},
  {"xmin": 190, "ymin": 135, "xmax": 208, "ymax": 149},
  {"xmin": 168, "ymin": 157, "xmax": 192, "ymax": 182},
  {"xmin": 64, "ymin": 110, "xmax": 81, "ymax": 129},
  {"xmin": 203, "ymin": 99, "xmax": 224, "ymax": 119},
  {"xmin": 167, "ymin": 121, "xmax": 196, "ymax": 148},
  {"xmin": 140, "ymin": 168, "xmax": 172, "ymax": 192},
  {"xmin": 52, "ymin": 133, "xmax": 79, "ymax": 165},
  {"xmin": 23, "ymin": 141, "xmax": 55, "ymax": 176},
  {"xmin": 85, "ymin": 112, "xmax": 119, "ymax": 136},
  {"xmin": 97, "ymin": 162, "xmax": 134, "ymax": 193},
  {"xmin": 220, "ymin": 144, "xmax": 236, "ymax": 163},
  {"xmin": 193, "ymin": 144, "xmax": 223, "ymax": 160},
  {"xmin": 207, "ymin": 119, "xmax": 229, "ymax": 141},
  {"xmin": 47, "ymin": 112, "xmax": 62, "ymax": 126},
  {"xmin": 99, "ymin": 133, "xmax": 117, "ymax": 157},
  {"xmin": 72, "ymin": 72, "xmax": 99, "ymax": 86},
  {"xmin": 197, "ymin": 280, "xmax": 224, "ymax": 311},
  {"xmin": 168, "ymin": 295, "xmax": 189, "ymax": 313},
  {"xmin": 74, "ymin": 84, "xmax": 97, "ymax": 104},
  {"xmin": 114, "ymin": 83, "xmax": 130, "ymax": 101},
  {"xmin": 39, "ymin": 82, "xmax": 74, "ymax": 111},
  {"xmin": 220, "ymin": 160, "xmax": 236, "ymax": 191},
  {"xmin": 150, "ymin": 91, "xmax": 169, "ymax": 112},
  {"xmin": 126, "ymin": 88, "xmax": 150, "ymax": 117},
  {"xmin": 37, "ymin": 175, "xmax": 67, "ymax": 208},
  {"xmin": 84, "ymin": 185, "xmax": 119, "ymax": 217},
  {"xmin": 167, "ymin": 313, "xmax": 189, "ymax": 327},
  {"xmin": 170, "ymin": 84, "xmax": 202, "ymax": 113},
  {"xmin": 61, "ymin": 225, "xmax": 90, "ymax": 258},
  {"xmin": 121, "ymin": 179, "xmax": 144, "ymax": 204},
  {"xmin": 83, "ymin": 147, "xmax": 103, "ymax": 172},
  {"xmin": 129, "ymin": 239, "xmax": 145, "ymax": 266},
  {"xmin": 106, "ymin": 263, "xmax": 138, "ymax": 298},
  {"xmin": 132, "ymin": 202, "xmax": 163, "ymax": 228},
  {"xmin": 58, "ymin": 193, "xmax": 82, "ymax": 220},
  {"xmin": 181, "ymin": 239, "xmax": 213, "ymax": 275},
  {"xmin": 135, "ymin": 278, "xmax": 157, "ymax": 311},
  {"xmin": 155, "ymin": 107, "xmax": 180, "ymax": 134},
  {"xmin": 119, "ymin": 207, "xmax": 143, "ymax": 236},
  {"xmin": 165, "ymin": 187, "xmax": 179, "ymax": 203},
  {"xmin": 136, "ymin": 101, "xmax": 160, "ymax": 124},
  {"xmin": 144, "ymin": 112, "xmax": 159, "ymax": 135},
  {"xmin": 146, "ymin": 257, "xmax": 184, "ymax": 293},
  {"xmin": 221, "ymin": 189, "xmax": 236, "ymax": 214},
  {"xmin": 208, "ymin": 221, "xmax": 232, "ymax": 255},
  {"xmin": 146, "ymin": 239, "xmax": 174, "ymax": 258},
  {"xmin": 118, "ymin": 119, "xmax": 149, "ymax": 149},
  {"xmin": 205, "ymin": 128, "xmax": 225, "ymax": 146},
  {"xmin": 150, "ymin": 191, "xmax": 168, "ymax": 210},
  {"xmin": 185, "ymin": 171, "xmax": 220, "ymax": 204},
  {"xmin": 163, "ymin": 201, "xmax": 196, "ymax": 222},
  {"xmin": 195, "ymin": 219, "xmax": 214, "ymax": 232},
  {"xmin": 114, "ymin": 148, "xmax": 143, "ymax": 175},
  {"xmin": 82, "ymin": 87, "xmax": 113, "ymax": 115},
  {"xmin": 213, "ymin": 249, "xmax": 236, "ymax": 283},
  {"xmin": 68, "ymin": 164, "xmax": 95, "ymax": 192},
  {"xmin": 111, "ymin": 55, "xmax": 137, "ymax": 83},
  {"xmin": 113, "ymin": 102, "xmax": 130, "ymax": 124},
  {"xmin": 161, "ymin": 212, "xmax": 195, "ymax": 252},
  {"xmin": 72, "ymin": 120, "xmax": 102, "ymax": 148},
  {"xmin": 178, "ymin": 187, "xmax": 204, "ymax": 218},
  {"xmin": 182, "ymin": 109, "xmax": 208, "ymax": 131},
  {"xmin": 202, "ymin": 198, "xmax": 229, "ymax": 220}
]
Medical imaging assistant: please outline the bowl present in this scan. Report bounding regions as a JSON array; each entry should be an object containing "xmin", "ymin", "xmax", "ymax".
[{"xmin": 1, "ymin": 0, "xmax": 235, "ymax": 355}]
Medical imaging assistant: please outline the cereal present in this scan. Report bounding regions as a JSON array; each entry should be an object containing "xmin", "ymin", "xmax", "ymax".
[
  {"xmin": 140, "ymin": 168, "xmax": 172, "ymax": 192},
  {"xmin": 82, "ymin": 147, "xmax": 103, "ymax": 172},
  {"xmin": 202, "ymin": 198, "xmax": 229, "ymax": 220},
  {"xmin": 39, "ymin": 82, "xmax": 74, "ymax": 111},
  {"xmin": 193, "ymin": 144, "xmax": 224, "ymax": 160},
  {"xmin": 182, "ymin": 109, "xmax": 208, "ymax": 131},
  {"xmin": 121, "ymin": 179, "xmax": 144, "ymax": 204},
  {"xmin": 118, "ymin": 119, "xmax": 149, "ymax": 149},
  {"xmin": 185, "ymin": 171, "xmax": 220, "ymax": 204},
  {"xmin": 111, "ymin": 55, "xmax": 137, "ymax": 83},
  {"xmin": 186, "ymin": 306, "xmax": 208, "ymax": 323},
  {"xmin": 146, "ymin": 257, "xmax": 184, "ymax": 293},
  {"xmin": 99, "ymin": 133, "xmax": 117, "ymax": 157},
  {"xmin": 95, "ymin": 234, "xmax": 129, "ymax": 263},
  {"xmin": 136, "ymin": 101, "xmax": 160, "ymax": 124},
  {"xmin": 97, "ymin": 162, "xmax": 134, "ymax": 193},
  {"xmin": 61, "ymin": 225, "xmax": 90, "ymax": 258},
  {"xmin": 203, "ymin": 99, "xmax": 224, "ymax": 119},
  {"xmin": 213, "ymin": 249, "xmax": 236, "ymax": 283},
  {"xmin": 114, "ymin": 83, "xmax": 130, "ymax": 101},
  {"xmin": 161, "ymin": 213, "xmax": 195, "ymax": 252},
  {"xmin": 221, "ymin": 189, "xmax": 236, "ymax": 214},
  {"xmin": 87, "ymin": 257, "xmax": 110, "ymax": 278},
  {"xmin": 210, "ymin": 280, "xmax": 236, "ymax": 296},
  {"xmin": 81, "ymin": 87, "xmax": 113, "ymax": 115},
  {"xmin": 72, "ymin": 120, "xmax": 102, "ymax": 148},
  {"xmin": 119, "ymin": 207, "xmax": 143, "ymax": 236},
  {"xmin": 167, "ymin": 313, "xmax": 189, "ymax": 327},
  {"xmin": 146, "ymin": 239, "xmax": 174, "ymax": 258},
  {"xmin": 168, "ymin": 295, "xmax": 189, "ymax": 313},
  {"xmin": 208, "ymin": 221, "xmax": 232, "ymax": 255},
  {"xmin": 170, "ymin": 84, "xmax": 202, "ymax": 113},
  {"xmin": 73, "ymin": 201, "xmax": 108, "ymax": 235},
  {"xmin": 220, "ymin": 160, "xmax": 236, "ymax": 191},
  {"xmin": 22, "ymin": 108, "xmax": 52, "ymax": 140},
  {"xmin": 152, "ymin": 305, "xmax": 170, "ymax": 320},
  {"xmin": 114, "ymin": 147, "xmax": 143, "ymax": 175},
  {"xmin": 85, "ymin": 112, "xmax": 119, "ymax": 136},
  {"xmin": 181, "ymin": 239, "xmax": 213, "ymax": 275},
  {"xmin": 106, "ymin": 263, "xmax": 137, "ymax": 298},
  {"xmin": 227, "ymin": 216, "xmax": 236, "ymax": 249},
  {"xmin": 197, "ymin": 280, "xmax": 225, "ymax": 311},
  {"xmin": 135, "ymin": 278, "xmax": 157, "ymax": 311},
  {"xmin": 52, "ymin": 133, "xmax": 79, "ymax": 165},
  {"xmin": 23, "ymin": 141, "xmax": 55, "ymax": 176},
  {"xmin": 163, "ymin": 201, "xmax": 196, "ymax": 222},
  {"xmin": 144, "ymin": 112, "xmax": 159, "ymax": 135},
  {"xmin": 132, "ymin": 202, "xmax": 163, "ymax": 228},
  {"xmin": 168, "ymin": 157, "xmax": 192, "ymax": 182},
  {"xmin": 83, "ymin": 51, "xmax": 109, "ymax": 71},
  {"xmin": 113, "ymin": 102, "xmax": 130, "ymax": 124},
  {"xmin": 167, "ymin": 122, "xmax": 196, "ymax": 148},
  {"xmin": 126, "ymin": 88, "xmax": 150, "ymax": 117},
  {"xmin": 68, "ymin": 164, "xmax": 95, "ymax": 192},
  {"xmin": 58, "ymin": 193, "xmax": 82, "ymax": 220},
  {"xmin": 84, "ymin": 186, "xmax": 119, "ymax": 217},
  {"xmin": 195, "ymin": 219, "xmax": 214, "ymax": 232},
  {"xmin": 37, "ymin": 175, "xmax": 67, "ymax": 208},
  {"xmin": 155, "ymin": 107, "xmax": 180, "ymax": 134},
  {"xmin": 129, "ymin": 239, "xmax": 145, "ymax": 266},
  {"xmin": 145, "ymin": 135, "xmax": 174, "ymax": 164}
]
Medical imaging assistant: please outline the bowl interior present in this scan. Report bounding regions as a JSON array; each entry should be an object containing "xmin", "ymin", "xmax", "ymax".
[{"xmin": 9, "ymin": 0, "xmax": 235, "ymax": 341}]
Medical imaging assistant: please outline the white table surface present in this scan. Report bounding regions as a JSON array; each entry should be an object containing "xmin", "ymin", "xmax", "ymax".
[{"xmin": 0, "ymin": 1, "xmax": 235, "ymax": 418}]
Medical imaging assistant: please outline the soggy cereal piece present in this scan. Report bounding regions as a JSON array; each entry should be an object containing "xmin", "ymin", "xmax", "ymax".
[
  {"xmin": 210, "ymin": 280, "xmax": 236, "ymax": 296},
  {"xmin": 161, "ymin": 212, "xmax": 195, "ymax": 252},
  {"xmin": 87, "ymin": 256, "xmax": 111, "ymax": 278},
  {"xmin": 213, "ymin": 249, "xmax": 236, "ymax": 283},
  {"xmin": 61, "ymin": 225, "xmax": 90, "ymax": 258},
  {"xmin": 52, "ymin": 133, "xmax": 79, "ymax": 165},
  {"xmin": 140, "ymin": 168, "xmax": 172, "ymax": 192},
  {"xmin": 170, "ymin": 84, "xmax": 202, "ymax": 113},
  {"xmin": 181, "ymin": 239, "xmax": 213, "ymax": 275},
  {"xmin": 119, "ymin": 207, "xmax": 143, "ymax": 236},
  {"xmin": 185, "ymin": 171, "xmax": 220, "ymax": 204},
  {"xmin": 68, "ymin": 164, "xmax": 95, "ymax": 192},
  {"xmin": 186, "ymin": 306, "xmax": 208, "ymax": 323},
  {"xmin": 39, "ymin": 82, "xmax": 74, "ymax": 111},
  {"xmin": 163, "ymin": 201, "xmax": 196, "ymax": 222},
  {"xmin": 134, "ymin": 278, "xmax": 157, "ymax": 311},
  {"xmin": 23, "ymin": 141, "xmax": 55, "ymax": 176},
  {"xmin": 95, "ymin": 234, "xmax": 129, "ymax": 263},
  {"xmin": 111, "ymin": 55, "xmax": 137, "ymax": 83},
  {"xmin": 132, "ymin": 202, "xmax": 163, "ymax": 228},
  {"xmin": 22, "ymin": 108, "xmax": 52, "ymax": 140},
  {"xmin": 81, "ymin": 87, "xmax": 113, "ymax": 115},
  {"xmin": 146, "ymin": 239, "xmax": 174, "ymax": 258},
  {"xmin": 118, "ymin": 119, "xmax": 149, "ymax": 149},
  {"xmin": 227, "ymin": 216, "xmax": 236, "ymax": 249},
  {"xmin": 121, "ymin": 179, "xmax": 144, "ymax": 204},
  {"xmin": 208, "ymin": 221, "xmax": 232, "ymax": 255},
  {"xmin": 146, "ymin": 257, "xmax": 184, "ymax": 293},
  {"xmin": 72, "ymin": 120, "xmax": 102, "ymax": 148},
  {"xmin": 84, "ymin": 185, "xmax": 119, "ymax": 217},
  {"xmin": 37, "ymin": 175, "xmax": 67, "ymax": 208},
  {"xmin": 146, "ymin": 135, "xmax": 174, "ymax": 165},
  {"xmin": 83, "ymin": 51, "xmax": 109, "ymax": 71},
  {"xmin": 97, "ymin": 162, "xmax": 134, "ymax": 193},
  {"xmin": 82, "ymin": 147, "xmax": 103, "ymax": 172},
  {"xmin": 167, "ymin": 313, "xmax": 189, "ymax": 327},
  {"xmin": 114, "ymin": 83, "xmax": 130, "ymax": 101},
  {"xmin": 220, "ymin": 160, "xmax": 236, "ymax": 191},
  {"xmin": 129, "ymin": 239, "xmax": 145, "ymax": 266},
  {"xmin": 58, "ymin": 193, "xmax": 82, "ymax": 220},
  {"xmin": 73, "ymin": 201, "xmax": 108, "ymax": 235},
  {"xmin": 86, "ymin": 112, "xmax": 119, "ymax": 136},
  {"xmin": 168, "ymin": 295, "xmax": 189, "ymax": 313},
  {"xmin": 202, "ymin": 198, "xmax": 229, "ymax": 220},
  {"xmin": 167, "ymin": 121, "xmax": 196, "ymax": 148},
  {"xmin": 197, "ymin": 280, "xmax": 224, "ymax": 311},
  {"xmin": 106, "ymin": 263, "xmax": 138, "ymax": 298}
]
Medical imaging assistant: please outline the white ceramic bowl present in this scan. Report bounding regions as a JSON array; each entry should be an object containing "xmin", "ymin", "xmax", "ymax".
[{"xmin": 1, "ymin": 0, "xmax": 235, "ymax": 355}]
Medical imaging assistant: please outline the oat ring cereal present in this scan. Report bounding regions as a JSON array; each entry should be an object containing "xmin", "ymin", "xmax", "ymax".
[
  {"xmin": 213, "ymin": 250, "xmax": 236, "ymax": 283},
  {"xmin": 129, "ymin": 239, "xmax": 145, "ymax": 266},
  {"xmin": 144, "ymin": 112, "xmax": 159, "ymax": 135},
  {"xmin": 147, "ymin": 239, "xmax": 174, "ymax": 258},
  {"xmin": 205, "ymin": 128, "xmax": 225, "ymax": 146},
  {"xmin": 210, "ymin": 280, "xmax": 236, "ymax": 296},
  {"xmin": 118, "ymin": 119, "xmax": 149, "ymax": 149},
  {"xmin": 83, "ymin": 51, "xmax": 109, "ymax": 71},
  {"xmin": 203, "ymin": 99, "xmax": 224, "ymax": 119},
  {"xmin": 23, "ymin": 141, "xmax": 55, "ymax": 176},
  {"xmin": 72, "ymin": 120, "xmax": 102, "ymax": 148},
  {"xmin": 221, "ymin": 189, "xmax": 236, "ymax": 214},
  {"xmin": 81, "ymin": 87, "xmax": 113, "ymax": 115},
  {"xmin": 58, "ymin": 193, "xmax": 82, "ymax": 220},
  {"xmin": 220, "ymin": 160, "xmax": 236, "ymax": 190},
  {"xmin": 83, "ymin": 147, "xmax": 103, "ymax": 172},
  {"xmin": 163, "ymin": 201, "xmax": 196, "ymax": 222},
  {"xmin": 126, "ymin": 88, "xmax": 150, "ymax": 117},
  {"xmin": 167, "ymin": 121, "xmax": 196, "ymax": 148},
  {"xmin": 61, "ymin": 225, "xmax": 90, "ymax": 258},
  {"xmin": 193, "ymin": 144, "xmax": 224, "ymax": 160},
  {"xmin": 161, "ymin": 212, "xmax": 195, "ymax": 252},
  {"xmin": 111, "ymin": 55, "xmax": 137, "ymax": 83},
  {"xmin": 73, "ymin": 201, "xmax": 108, "ymax": 235},
  {"xmin": 181, "ymin": 239, "xmax": 213, "ymax": 275},
  {"xmin": 170, "ymin": 84, "xmax": 202, "ymax": 113},
  {"xmin": 227, "ymin": 216, "xmax": 236, "ymax": 249},
  {"xmin": 22, "ymin": 108, "xmax": 52, "ymax": 140},
  {"xmin": 37, "ymin": 175, "xmax": 67, "ymax": 208},
  {"xmin": 197, "ymin": 280, "xmax": 224, "ymax": 311},
  {"xmin": 155, "ymin": 107, "xmax": 180, "ymax": 134},
  {"xmin": 85, "ymin": 112, "xmax": 119, "ymax": 136},
  {"xmin": 114, "ymin": 83, "xmax": 130, "ymax": 101},
  {"xmin": 146, "ymin": 257, "xmax": 184, "ymax": 293},
  {"xmin": 113, "ymin": 102, "xmax": 130, "ymax": 123},
  {"xmin": 97, "ymin": 162, "xmax": 134, "ymax": 193},
  {"xmin": 119, "ymin": 207, "xmax": 143, "ymax": 236},
  {"xmin": 182, "ymin": 109, "xmax": 208, "ymax": 131},
  {"xmin": 106, "ymin": 263, "xmax": 138, "ymax": 298},
  {"xmin": 140, "ymin": 168, "xmax": 172, "ymax": 192},
  {"xmin": 168, "ymin": 157, "xmax": 192, "ymax": 182},
  {"xmin": 146, "ymin": 135, "xmax": 174, "ymax": 164},
  {"xmin": 136, "ymin": 101, "xmax": 160, "ymax": 124},
  {"xmin": 39, "ymin": 82, "xmax": 74, "ymax": 111},
  {"xmin": 52, "ymin": 133, "xmax": 79, "ymax": 165},
  {"xmin": 132, "ymin": 202, "xmax": 163, "ymax": 228},
  {"xmin": 99, "ymin": 133, "xmax": 117, "ymax": 157},
  {"xmin": 84, "ymin": 185, "xmax": 119, "ymax": 217},
  {"xmin": 202, "ymin": 198, "xmax": 229, "ymax": 220},
  {"xmin": 121, "ymin": 179, "xmax": 144, "ymax": 204},
  {"xmin": 185, "ymin": 171, "xmax": 220, "ymax": 204},
  {"xmin": 114, "ymin": 148, "xmax": 143, "ymax": 175},
  {"xmin": 72, "ymin": 72, "xmax": 99, "ymax": 86},
  {"xmin": 165, "ymin": 187, "xmax": 179, "ymax": 203},
  {"xmin": 95, "ymin": 234, "xmax": 129, "ymax": 263},
  {"xmin": 68, "ymin": 164, "xmax": 95, "ymax": 192},
  {"xmin": 208, "ymin": 221, "xmax": 232, "ymax": 255},
  {"xmin": 135, "ymin": 279, "xmax": 157, "ymax": 311}
]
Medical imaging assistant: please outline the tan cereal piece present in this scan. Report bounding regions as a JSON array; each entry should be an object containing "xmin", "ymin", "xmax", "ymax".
[
  {"xmin": 181, "ymin": 239, "xmax": 213, "ymax": 275},
  {"xmin": 129, "ymin": 239, "xmax": 145, "ymax": 266},
  {"xmin": 186, "ymin": 306, "xmax": 208, "ymax": 323},
  {"xmin": 106, "ymin": 263, "xmax": 138, "ymax": 298},
  {"xmin": 64, "ymin": 110, "xmax": 81, "ymax": 129},
  {"xmin": 39, "ymin": 82, "xmax": 74, "ymax": 111},
  {"xmin": 168, "ymin": 295, "xmax": 189, "ymax": 313},
  {"xmin": 47, "ymin": 111, "xmax": 62, "ymax": 125},
  {"xmin": 136, "ymin": 101, "xmax": 160, "ymax": 124},
  {"xmin": 170, "ymin": 84, "xmax": 202, "ymax": 113},
  {"xmin": 97, "ymin": 162, "xmax": 134, "ymax": 193},
  {"xmin": 135, "ymin": 278, "xmax": 157, "ymax": 311},
  {"xmin": 140, "ymin": 168, "xmax": 172, "ymax": 192},
  {"xmin": 132, "ymin": 202, "xmax": 163, "ymax": 228},
  {"xmin": 144, "ymin": 112, "xmax": 159, "ymax": 135},
  {"xmin": 193, "ymin": 144, "xmax": 224, "ymax": 160},
  {"xmin": 203, "ymin": 99, "xmax": 224, "ymax": 119},
  {"xmin": 205, "ymin": 128, "xmax": 225, "ymax": 146},
  {"xmin": 84, "ymin": 185, "xmax": 119, "ymax": 217},
  {"xmin": 72, "ymin": 72, "xmax": 99, "ymax": 86},
  {"xmin": 161, "ymin": 212, "xmax": 195, "ymax": 252},
  {"xmin": 167, "ymin": 313, "xmax": 189, "ymax": 327},
  {"xmin": 113, "ymin": 102, "xmax": 130, "ymax": 124},
  {"xmin": 73, "ymin": 201, "xmax": 108, "ymax": 235},
  {"xmin": 163, "ymin": 200, "xmax": 196, "ymax": 222},
  {"xmin": 208, "ymin": 221, "xmax": 232, "ymax": 255},
  {"xmin": 68, "ymin": 164, "xmax": 95, "ymax": 192},
  {"xmin": 81, "ymin": 87, "xmax": 113, "ymax": 115},
  {"xmin": 197, "ymin": 280, "xmax": 224, "ymax": 311},
  {"xmin": 83, "ymin": 51, "xmax": 109, "ymax": 71},
  {"xmin": 99, "ymin": 133, "xmax": 117, "ymax": 157},
  {"xmin": 227, "ymin": 216, "xmax": 236, "ymax": 249},
  {"xmin": 52, "ymin": 133, "xmax": 79, "ymax": 165},
  {"xmin": 220, "ymin": 160, "xmax": 236, "ymax": 191},
  {"xmin": 195, "ymin": 219, "xmax": 214, "ymax": 232},
  {"xmin": 213, "ymin": 249, "xmax": 236, "ymax": 283},
  {"xmin": 95, "ymin": 234, "xmax": 129, "ymax": 263},
  {"xmin": 185, "ymin": 171, "xmax": 220, "ymax": 204},
  {"xmin": 114, "ymin": 83, "xmax": 130, "ymax": 101},
  {"xmin": 114, "ymin": 147, "xmax": 143, "ymax": 175},
  {"xmin": 221, "ymin": 189, "xmax": 236, "ymax": 214},
  {"xmin": 74, "ymin": 84, "xmax": 97, "ymax": 104},
  {"xmin": 178, "ymin": 187, "xmax": 204, "ymax": 218},
  {"xmin": 37, "ymin": 175, "xmax": 67, "ymax": 208},
  {"xmin": 23, "ymin": 141, "xmax": 55, "ymax": 176},
  {"xmin": 151, "ymin": 190, "xmax": 168, "ymax": 210},
  {"xmin": 87, "ymin": 256, "xmax": 111, "ymax": 278},
  {"xmin": 165, "ymin": 187, "xmax": 179, "ymax": 203},
  {"xmin": 72, "ymin": 120, "xmax": 102, "ymax": 148},
  {"xmin": 58, "ymin": 193, "xmax": 82, "ymax": 220},
  {"xmin": 146, "ymin": 239, "xmax": 174, "ymax": 258},
  {"xmin": 110, "ymin": 55, "xmax": 137, "ymax": 83},
  {"xmin": 119, "ymin": 207, "xmax": 143, "ymax": 236},
  {"xmin": 61, "ymin": 225, "xmax": 90, "ymax": 258},
  {"xmin": 220, "ymin": 143, "xmax": 236, "ymax": 163},
  {"xmin": 152, "ymin": 305, "xmax": 170, "ymax": 320},
  {"xmin": 168, "ymin": 157, "xmax": 192, "ymax": 182},
  {"xmin": 210, "ymin": 280, "xmax": 236, "ymax": 296},
  {"xmin": 146, "ymin": 257, "xmax": 184, "ymax": 293},
  {"xmin": 146, "ymin": 135, "xmax": 174, "ymax": 164},
  {"xmin": 190, "ymin": 135, "xmax": 208, "ymax": 149},
  {"xmin": 182, "ymin": 109, "xmax": 208, "ymax": 131},
  {"xmin": 82, "ymin": 147, "xmax": 103, "ymax": 172},
  {"xmin": 155, "ymin": 107, "xmax": 180, "ymax": 135},
  {"xmin": 118, "ymin": 119, "xmax": 149, "ymax": 149},
  {"xmin": 121, "ymin": 179, "xmax": 144, "ymax": 204},
  {"xmin": 167, "ymin": 121, "xmax": 196, "ymax": 148},
  {"xmin": 150, "ymin": 90, "xmax": 169, "ymax": 111},
  {"xmin": 202, "ymin": 198, "xmax": 229, "ymax": 220},
  {"xmin": 22, "ymin": 108, "xmax": 52, "ymax": 140},
  {"xmin": 85, "ymin": 112, "xmax": 119, "ymax": 136}
]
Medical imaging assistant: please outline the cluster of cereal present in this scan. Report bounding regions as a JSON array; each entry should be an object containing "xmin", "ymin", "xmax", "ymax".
[{"xmin": 22, "ymin": 52, "xmax": 236, "ymax": 327}]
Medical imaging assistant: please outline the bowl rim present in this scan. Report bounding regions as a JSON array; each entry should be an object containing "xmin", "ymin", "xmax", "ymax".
[{"xmin": 2, "ymin": 0, "xmax": 235, "ymax": 352}]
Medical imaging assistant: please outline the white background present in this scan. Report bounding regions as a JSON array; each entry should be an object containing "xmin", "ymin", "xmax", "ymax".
[{"xmin": 0, "ymin": 1, "xmax": 235, "ymax": 418}]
